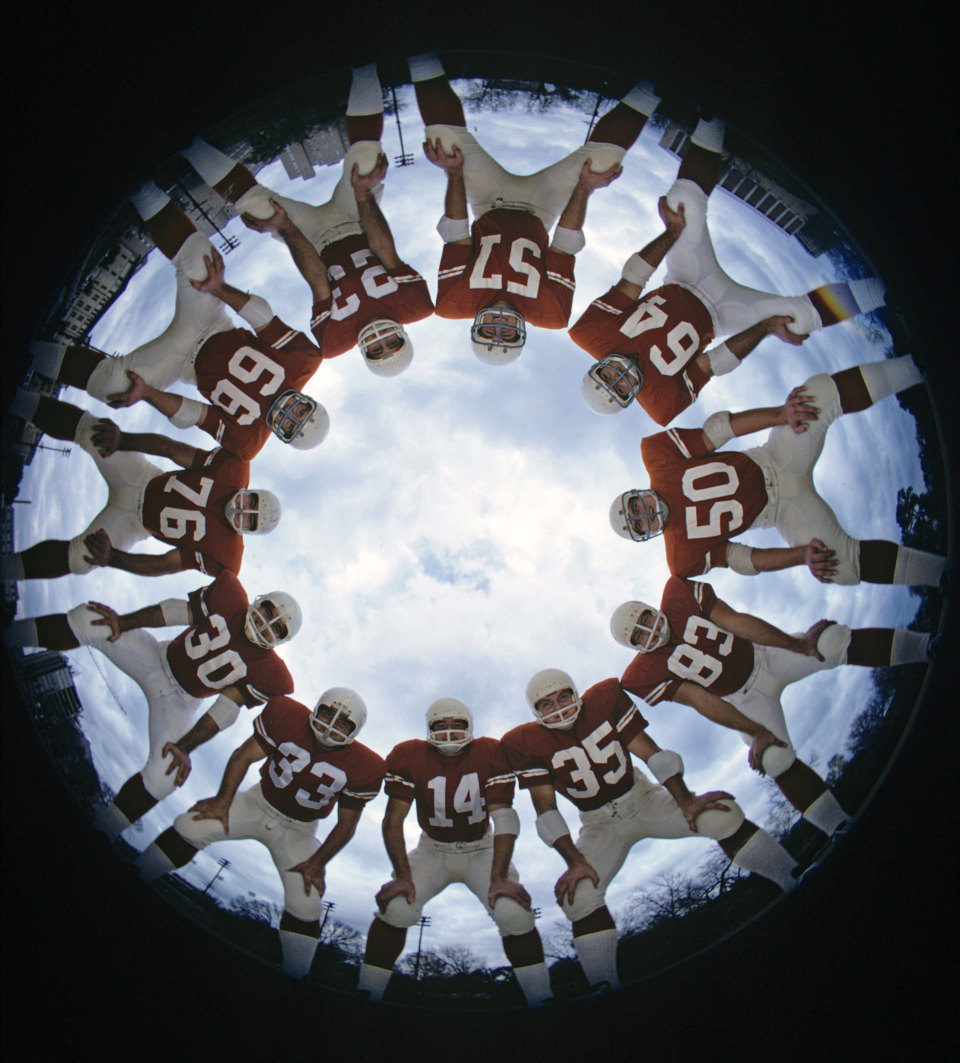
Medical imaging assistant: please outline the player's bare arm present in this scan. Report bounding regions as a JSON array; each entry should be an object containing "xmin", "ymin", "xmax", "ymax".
[
  {"xmin": 85, "ymin": 600, "xmax": 170, "ymax": 642},
  {"xmin": 351, "ymin": 154, "xmax": 402, "ymax": 270},
  {"xmin": 729, "ymin": 539, "xmax": 839, "ymax": 582},
  {"xmin": 105, "ymin": 370, "xmax": 216, "ymax": 433},
  {"xmin": 243, "ymin": 198, "xmax": 332, "ymax": 304},
  {"xmin": 81, "ymin": 530, "xmax": 185, "ymax": 577},
  {"xmin": 425, "ymin": 140, "xmax": 473, "ymax": 245},
  {"xmin": 552, "ymin": 160, "xmax": 623, "ymax": 254},
  {"xmin": 189, "ymin": 734, "xmax": 268, "ymax": 834},
  {"xmin": 615, "ymin": 196, "xmax": 686, "ymax": 300},
  {"xmin": 699, "ymin": 387, "xmax": 821, "ymax": 453},
  {"xmin": 288, "ymin": 804, "xmax": 364, "ymax": 897},
  {"xmin": 486, "ymin": 800, "xmax": 533, "ymax": 912},
  {"xmin": 673, "ymin": 682, "xmax": 786, "ymax": 772},
  {"xmin": 189, "ymin": 249, "xmax": 253, "ymax": 316},
  {"xmin": 528, "ymin": 783, "xmax": 600, "ymax": 905},
  {"xmin": 706, "ymin": 598, "xmax": 834, "ymax": 660},
  {"xmin": 161, "ymin": 686, "xmax": 245, "ymax": 787},
  {"xmin": 375, "ymin": 795, "xmax": 417, "ymax": 910},
  {"xmin": 694, "ymin": 315, "xmax": 809, "ymax": 380}
]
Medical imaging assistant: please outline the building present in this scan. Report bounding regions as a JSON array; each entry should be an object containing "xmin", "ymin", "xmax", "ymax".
[
  {"xmin": 277, "ymin": 120, "xmax": 348, "ymax": 181},
  {"xmin": 16, "ymin": 649, "xmax": 82, "ymax": 722}
]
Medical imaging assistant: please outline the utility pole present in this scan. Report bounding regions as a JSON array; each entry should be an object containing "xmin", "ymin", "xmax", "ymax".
[
  {"xmin": 391, "ymin": 87, "xmax": 415, "ymax": 167},
  {"xmin": 413, "ymin": 914, "xmax": 431, "ymax": 983},
  {"xmin": 174, "ymin": 180, "xmax": 240, "ymax": 254}
]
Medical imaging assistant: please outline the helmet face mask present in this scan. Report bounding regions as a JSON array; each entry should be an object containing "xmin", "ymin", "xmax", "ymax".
[
  {"xmin": 358, "ymin": 319, "xmax": 413, "ymax": 377},
  {"xmin": 610, "ymin": 601, "xmax": 672, "ymax": 652},
  {"xmin": 265, "ymin": 390, "xmax": 330, "ymax": 450},
  {"xmin": 244, "ymin": 591, "xmax": 302, "ymax": 649},
  {"xmin": 310, "ymin": 687, "xmax": 367, "ymax": 748},
  {"xmin": 225, "ymin": 490, "xmax": 282, "ymax": 536},
  {"xmin": 425, "ymin": 697, "xmax": 474, "ymax": 754},
  {"xmin": 471, "ymin": 305, "xmax": 526, "ymax": 365},
  {"xmin": 525, "ymin": 669, "xmax": 583, "ymax": 730},
  {"xmin": 581, "ymin": 355, "xmax": 643, "ymax": 415},
  {"xmin": 610, "ymin": 489, "xmax": 668, "ymax": 543}
]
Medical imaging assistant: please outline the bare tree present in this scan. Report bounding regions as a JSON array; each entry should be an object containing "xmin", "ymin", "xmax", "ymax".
[
  {"xmin": 542, "ymin": 918, "xmax": 577, "ymax": 961},
  {"xmin": 438, "ymin": 944, "xmax": 484, "ymax": 976}
]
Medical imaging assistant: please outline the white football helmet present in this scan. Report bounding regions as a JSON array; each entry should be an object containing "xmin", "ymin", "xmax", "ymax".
[
  {"xmin": 266, "ymin": 390, "xmax": 330, "ymax": 450},
  {"xmin": 225, "ymin": 490, "xmax": 282, "ymax": 536},
  {"xmin": 359, "ymin": 318, "xmax": 414, "ymax": 377},
  {"xmin": 581, "ymin": 355, "xmax": 643, "ymax": 415},
  {"xmin": 610, "ymin": 489, "xmax": 668, "ymax": 543},
  {"xmin": 244, "ymin": 591, "xmax": 302, "ymax": 649},
  {"xmin": 310, "ymin": 687, "xmax": 367, "ymax": 748},
  {"xmin": 471, "ymin": 305, "xmax": 526, "ymax": 365},
  {"xmin": 610, "ymin": 600, "xmax": 672, "ymax": 652},
  {"xmin": 525, "ymin": 669, "xmax": 583, "ymax": 730},
  {"xmin": 425, "ymin": 697, "xmax": 474, "ymax": 754}
]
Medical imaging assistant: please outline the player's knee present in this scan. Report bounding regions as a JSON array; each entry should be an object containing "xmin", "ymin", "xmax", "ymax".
[
  {"xmin": 492, "ymin": 897, "xmax": 536, "ymax": 937},
  {"xmin": 560, "ymin": 881, "xmax": 605, "ymax": 924},
  {"xmin": 695, "ymin": 799, "xmax": 746, "ymax": 841},
  {"xmin": 282, "ymin": 882, "xmax": 323, "ymax": 923},
  {"xmin": 66, "ymin": 537, "xmax": 95, "ymax": 576},
  {"xmin": 65, "ymin": 602, "xmax": 109, "ymax": 644},
  {"xmin": 582, "ymin": 142, "xmax": 626, "ymax": 173},
  {"xmin": 85, "ymin": 358, "xmax": 129, "ymax": 403},
  {"xmin": 141, "ymin": 752, "xmax": 179, "ymax": 803},
  {"xmin": 817, "ymin": 622, "xmax": 852, "ymax": 662},
  {"xmin": 378, "ymin": 896, "xmax": 422, "ymax": 930},
  {"xmin": 762, "ymin": 743, "xmax": 797, "ymax": 778},
  {"xmin": 173, "ymin": 231, "xmax": 217, "ymax": 282},
  {"xmin": 171, "ymin": 810, "xmax": 218, "ymax": 848},
  {"xmin": 345, "ymin": 140, "xmax": 383, "ymax": 177}
]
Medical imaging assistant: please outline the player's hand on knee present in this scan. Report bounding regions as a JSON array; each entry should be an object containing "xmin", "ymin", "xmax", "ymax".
[
  {"xmin": 768, "ymin": 316, "xmax": 809, "ymax": 347},
  {"xmin": 288, "ymin": 857, "xmax": 326, "ymax": 897},
  {"xmin": 107, "ymin": 370, "xmax": 147, "ymax": 409},
  {"xmin": 376, "ymin": 876, "xmax": 416, "ymax": 912},
  {"xmin": 83, "ymin": 529, "xmax": 114, "ymax": 568},
  {"xmin": 189, "ymin": 249, "xmax": 226, "ymax": 293},
  {"xmin": 783, "ymin": 386, "xmax": 820, "ymax": 433},
  {"xmin": 352, "ymin": 154, "xmax": 388, "ymax": 194},
  {"xmin": 241, "ymin": 199, "xmax": 289, "ymax": 234},
  {"xmin": 554, "ymin": 858, "xmax": 599, "ymax": 906},
  {"xmin": 748, "ymin": 728, "xmax": 787, "ymax": 773},
  {"xmin": 805, "ymin": 539, "xmax": 838, "ymax": 582},
  {"xmin": 422, "ymin": 139, "xmax": 464, "ymax": 172},
  {"xmin": 91, "ymin": 418, "xmax": 121, "ymax": 458},
  {"xmin": 657, "ymin": 196, "xmax": 685, "ymax": 234},
  {"xmin": 488, "ymin": 877, "xmax": 533, "ymax": 912},
  {"xmin": 798, "ymin": 619, "xmax": 836, "ymax": 660},
  {"xmin": 679, "ymin": 791, "xmax": 734, "ymax": 833},
  {"xmin": 189, "ymin": 795, "xmax": 231, "ymax": 833},
  {"xmin": 87, "ymin": 601, "xmax": 122, "ymax": 641},
  {"xmin": 162, "ymin": 742, "xmax": 193, "ymax": 787},
  {"xmin": 579, "ymin": 159, "xmax": 623, "ymax": 189}
]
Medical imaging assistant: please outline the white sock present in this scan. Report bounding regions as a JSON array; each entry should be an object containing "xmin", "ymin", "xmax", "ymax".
[
  {"xmin": 347, "ymin": 63, "xmax": 383, "ymax": 116},
  {"xmin": 279, "ymin": 930, "xmax": 319, "ymax": 979},
  {"xmin": 690, "ymin": 116, "xmax": 726, "ymax": 152},
  {"xmin": 573, "ymin": 929, "xmax": 620, "ymax": 990},
  {"xmin": 29, "ymin": 339, "xmax": 66, "ymax": 380},
  {"xmin": 10, "ymin": 388, "xmax": 41, "ymax": 423},
  {"xmin": 179, "ymin": 136, "xmax": 237, "ymax": 186},
  {"xmin": 848, "ymin": 277, "xmax": 886, "ymax": 314},
  {"xmin": 356, "ymin": 962, "xmax": 393, "ymax": 1002},
  {"xmin": 135, "ymin": 842, "xmax": 177, "ymax": 883},
  {"xmin": 858, "ymin": 355, "xmax": 924, "ymax": 404},
  {"xmin": 890, "ymin": 629, "xmax": 932, "ymax": 664},
  {"xmin": 3, "ymin": 614, "xmax": 35, "ymax": 645},
  {"xmin": 893, "ymin": 545, "xmax": 947, "ymax": 587},
  {"xmin": 94, "ymin": 802, "xmax": 132, "ymax": 843},
  {"xmin": 407, "ymin": 49, "xmax": 445, "ymax": 82},
  {"xmin": 620, "ymin": 79, "xmax": 661, "ymax": 116},
  {"xmin": 513, "ymin": 962, "xmax": 553, "ymax": 1006},
  {"xmin": 730, "ymin": 828, "xmax": 798, "ymax": 892},
  {"xmin": 803, "ymin": 790, "xmax": 848, "ymax": 836},
  {"xmin": 130, "ymin": 180, "xmax": 170, "ymax": 222}
]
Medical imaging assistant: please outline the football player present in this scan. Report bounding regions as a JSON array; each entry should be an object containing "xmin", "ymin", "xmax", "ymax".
[
  {"xmin": 4, "ymin": 571, "xmax": 299, "ymax": 838},
  {"xmin": 181, "ymin": 63, "xmax": 433, "ymax": 376},
  {"xmin": 610, "ymin": 357, "xmax": 947, "ymax": 587},
  {"xmin": 573, "ymin": 117, "xmax": 887, "ymax": 422},
  {"xmin": 499, "ymin": 669, "xmax": 800, "ymax": 993},
  {"xmin": 134, "ymin": 689, "xmax": 385, "ymax": 979},
  {"xmin": 2, "ymin": 394, "xmax": 280, "ymax": 581},
  {"xmin": 355, "ymin": 698, "xmax": 553, "ymax": 1007},
  {"xmin": 408, "ymin": 50, "xmax": 661, "ymax": 364},
  {"xmin": 613, "ymin": 576, "xmax": 935, "ymax": 839},
  {"xmin": 104, "ymin": 245, "xmax": 328, "ymax": 460}
]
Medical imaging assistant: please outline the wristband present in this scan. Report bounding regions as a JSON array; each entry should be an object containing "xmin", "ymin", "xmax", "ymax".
[
  {"xmin": 726, "ymin": 542, "xmax": 759, "ymax": 576},
  {"xmin": 207, "ymin": 694, "xmax": 241, "ymax": 730},
  {"xmin": 491, "ymin": 807, "xmax": 521, "ymax": 836},
  {"xmin": 238, "ymin": 294, "xmax": 274, "ymax": 330},
  {"xmin": 701, "ymin": 410, "xmax": 734, "ymax": 448},
  {"xmin": 647, "ymin": 749, "xmax": 684, "ymax": 784},
  {"xmin": 706, "ymin": 342, "xmax": 740, "ymax": 377},
  {"xmin": 536, "ymin": 809, "xmax": 571, "ymax": 847},
  {"xmin": 436, "ymin": 215, "xmax": 470, "ymax": 243},
  {"xmin": 159, "ymin": 598, "xmax": 190, "ymax": 627},
  {"xmin": 550, "ymin": 226, "xmax": 585, "ymax": 255},
  {"xmin": 621, "ymin": 252, "xmax": 655, "ymax": 288},
  {"xmin": 169, "ymin": 397, "xmax": 204, "ymax": 430}
]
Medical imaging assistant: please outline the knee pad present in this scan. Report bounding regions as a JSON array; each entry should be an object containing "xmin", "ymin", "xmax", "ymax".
[
  {"xmin": 171, "ymin": 810, "xmax": 219, "ymax": 849},
  {"xmin": 583, "ymin": 143, "xmax": 626, "ymax": 174},
  {"xmin": 761, "ymin": 743, "xmax": 797, "ymax": 778},
  {"xmin": 344, "ymin": 140, "xmax": 383, "ymax": 178},
  {"xmin": 693, "ymin": 799, "xmax": 746, "ymax": 841},
  {"xmin": 86, "ymin": 357, "xmax": 130, "ymax": 403},
  {"xmin": 378, "ymin": 895, "xmax": 422, "ymax": 930},
  {"xmin": 173, "ymin": 231, "xmax": 217, "ymax": 282},
  {"xmin": 816, "ymin": 622, "xmax": 851, "ymax": 663},
  {"xmin": 67, "ymin": 536, "xmax": 95, "ymax": 576},
  {"xmin": 141, "ymin": 748, "xmax": 179, "ymax": 802},
  {"xmin": 283, "ymin": 881, "xmax": 324, "ymax": 923},
  {"xmin": 559, "ymin": 879, "xmax": 605, "ymax": 924},
  {"xmin": 492, "ymin": 897, "xmax": 536, "ymax": 938},
  {"xmin": 424, "ymin": 123, "xmax": 467, "ymax": 158},
  {"xmin": 65, "ymin": 602, "xmax": 109, "ymax": 643}
]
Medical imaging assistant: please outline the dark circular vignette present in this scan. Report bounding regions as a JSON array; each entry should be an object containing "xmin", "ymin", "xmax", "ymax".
[{"xmin": 4, "ymin": 8, "xmax": 957, "ymax": 1059}]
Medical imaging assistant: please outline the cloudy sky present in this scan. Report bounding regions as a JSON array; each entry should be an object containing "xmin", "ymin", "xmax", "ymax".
[{"xmin": 15, "ymin": 82, "xmax": 928, "ymax": 967}]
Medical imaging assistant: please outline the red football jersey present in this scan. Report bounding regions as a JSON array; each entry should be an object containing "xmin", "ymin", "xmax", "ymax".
[
  {"xmin": 253, "ymin": 696, "xmax": 385, "ymax": 823},
  {"xmin": 309, "ymin": 234, "xmax": 434, "ymax": 358},
  {"xmin": 164, "ymin": 571, "xmax": 294, "ymax": 706},
  {"xmin": 499, "ymin": 679, "xmax": 648, "ymax": 813},
  {"xmin": 140, "ymin": 448, "xmax": 248, "ymax": 576},
  {"xmin": 620, "ymin": 577, "xmax": 756, "ymax": 705},
  {"xmin": 435, "ymin": 209, "xmax": 576, "ymax": 329},
  {"xmin": 384, "ymin": 737, "xmax": 516, "ymax": 843},
  {"xmin": 569, "ymin": 284, "xmax": 714, "ymax": 425},
  {"xmin": 193, "ymin": 319, "xmax": 322, "ymax": 461},
  {"xmin": 641, "ymin": 427, "xmax": 769, "ymax": 578}
]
